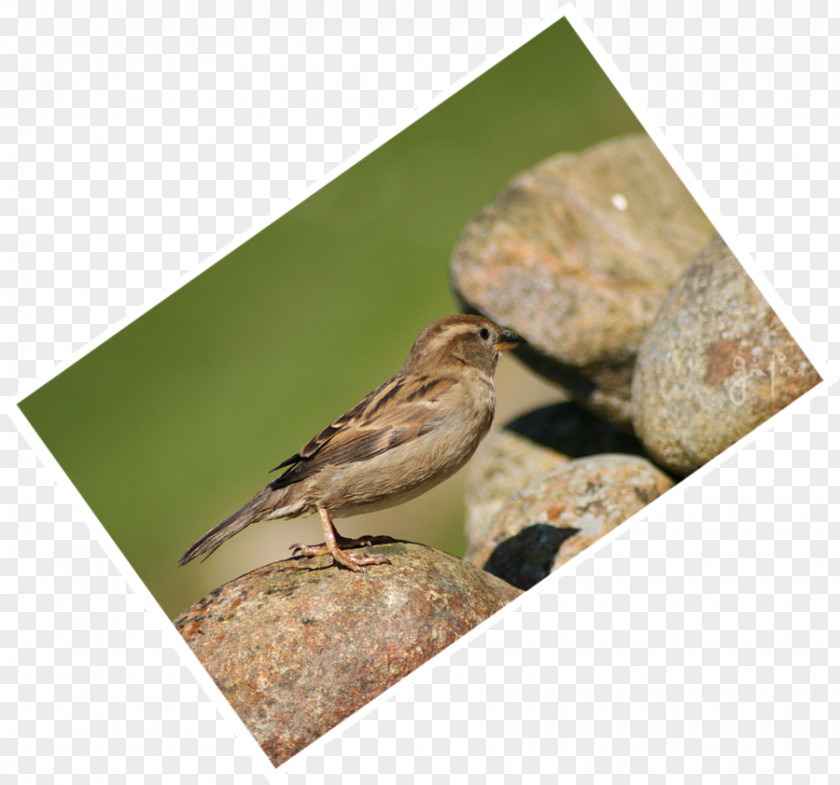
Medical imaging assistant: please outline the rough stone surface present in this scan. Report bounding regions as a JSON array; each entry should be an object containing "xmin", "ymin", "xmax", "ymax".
[
  {"xmin": 466, "ymin": 454, "xmax": 673, "ymax": 590},
  {"xmin": 631, "ymin": 234, "xmax": 822, "ymax": 476},
  {"xmin": 451, "ymin": 134, "xmax": 715, "ymax": 430},
  {"xmin": 175, "ymin": 542, "xmax": 521, "ymax": 767},
  {"xmin": 464, "ymin": 402, "xmax": 647, "ymax": 549}
]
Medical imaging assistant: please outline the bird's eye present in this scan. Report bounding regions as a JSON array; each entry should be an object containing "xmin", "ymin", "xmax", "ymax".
[{"xmin": 478, "ymin": 327, "xmax": 490, "ymax": 340}]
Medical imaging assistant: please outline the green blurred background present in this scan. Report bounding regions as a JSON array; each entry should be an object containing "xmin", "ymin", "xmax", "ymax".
[{"xmin": 20, "ymin": 20, "xmax": 644, "ymax": 618}]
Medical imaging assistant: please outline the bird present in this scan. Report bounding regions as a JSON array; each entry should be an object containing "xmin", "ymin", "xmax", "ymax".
[{"xmin": 178, "ymin": 314, "xmax": 526, "ymax": 572}]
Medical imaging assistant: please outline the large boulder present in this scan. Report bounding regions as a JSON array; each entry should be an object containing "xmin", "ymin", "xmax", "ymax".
[
  {"xmin": 466, "ymin": 454, "xmax": 673, "ymax": 590},
  {"xmin": 464, "ymin": 402, "xmax": 647, "ymax": 549},
  {"xmin": 451, "ymin": 134, "xmax": 715, "ymax": 429},
  {"xmin": 631, "ymin": 234, "xmax": 821, "ymax": 476},
  {"xmin": 175, "ymin": 542, "xmax": 520, "ymax": 766}
]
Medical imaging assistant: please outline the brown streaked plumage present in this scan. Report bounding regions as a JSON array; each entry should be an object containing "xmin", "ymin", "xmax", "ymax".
[{"xmin": 178, "ymin": 314, "xmax": 525, "ymax": 572}]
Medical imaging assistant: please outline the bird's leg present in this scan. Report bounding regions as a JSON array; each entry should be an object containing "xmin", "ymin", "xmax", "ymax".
[{"xmin": 289, "ymin": 507, "xmax": 391, "ymax": 572}]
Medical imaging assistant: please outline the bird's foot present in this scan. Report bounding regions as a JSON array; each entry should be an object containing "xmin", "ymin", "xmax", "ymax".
[
  {"xmin": 290, "ymin": 534, "xmax": 368, "ymax": 555},
  {"xmin": 290, "ymin": 535, "xmax": 392, "ymax": 572}
]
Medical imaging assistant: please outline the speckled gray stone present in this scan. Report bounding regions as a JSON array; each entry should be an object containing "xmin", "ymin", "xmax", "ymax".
[
  {"xmin": 631, "ymin": 234, "xmax": 821, "ymax": 476},
  {"xmin": 466, "ymin": 454, "xmax": 673, "ymax": 590},
  {"xmin": 451, "ymin": 134, "xmax": 715, "ymax": 429},
  {"xmin": 175, "ymin": 542, "xmax": 520, "ymax": 766},
  {"xmin": 464, "ymin": 402, "xmax": 647, "ymax": 550}
]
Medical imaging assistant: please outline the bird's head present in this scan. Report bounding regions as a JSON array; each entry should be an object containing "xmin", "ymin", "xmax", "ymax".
[{"xmin": 401, "ymin": 314, "xmax": 526, "ymax": 377}]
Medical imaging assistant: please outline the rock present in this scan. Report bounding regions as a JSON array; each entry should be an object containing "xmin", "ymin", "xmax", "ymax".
[
  {"xmin": 451, "ymin": 134, "xmax": 715, "ymax": 430},
  {"xmin": 464, "ymin": 402, "xmax": 647, "ymax": 549},
  {"xmin": 466, "ymin": 454, "xmax": 673, "ymax": 590},
  {"xmin": 175, "ymin": 541, "xmax": 521, "ymax": 766},
  {"xmin": 631, "ymin": 234, "xmax": 821, "ymax": 476}
]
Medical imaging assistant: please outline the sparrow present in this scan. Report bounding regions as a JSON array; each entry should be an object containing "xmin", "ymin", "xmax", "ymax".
[{"xmin": 179, "ymin": 314, "xmax": 525, "ymax": 572}]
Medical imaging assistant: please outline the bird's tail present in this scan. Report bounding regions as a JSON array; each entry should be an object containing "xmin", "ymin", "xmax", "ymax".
[{"xmin": 178, "ymin": 484, "xmax": 303, "ymax": 565}]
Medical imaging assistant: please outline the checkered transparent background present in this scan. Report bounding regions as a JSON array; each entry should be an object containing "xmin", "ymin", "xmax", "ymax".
[{"xmin": 4, "ymin": 4, "xmax": 838, "ymax": 782}]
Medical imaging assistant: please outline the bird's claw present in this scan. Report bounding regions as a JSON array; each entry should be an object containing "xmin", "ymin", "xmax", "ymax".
[
  {"xmin": 289, "ymin": 541, "xmax": 323, "ymax": 557},
  {"xmin": 288, "ymin": 537, "xmax": 391, "ymax": 571}
]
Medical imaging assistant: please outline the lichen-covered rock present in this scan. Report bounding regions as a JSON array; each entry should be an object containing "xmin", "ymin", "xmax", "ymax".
[
  {"xmin": 631, "ymin": 234, "xmax": 821, "ymax": 476},
  {"xmin": 467, "ymin": 454, "xmax": 673, "ymax": 590},
  {"xmin": 175, "ymin": 542, "xmax": 521, "ymax": 767},
  {"xmin": 451, "ymin": 134, "xmax": 714, "ymax": 430},
  {"xmin": 464, "ymin": 434, "xmax": 569, "ymax": 554},
  {"xmin": 464, "ymin": 402, "xmax": 647, "ymax": 549}
]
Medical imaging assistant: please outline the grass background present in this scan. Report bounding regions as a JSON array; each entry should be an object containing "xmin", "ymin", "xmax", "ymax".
[{"xmin": 19, "ymin": 19, "xmax": 645, "ymax": 618}]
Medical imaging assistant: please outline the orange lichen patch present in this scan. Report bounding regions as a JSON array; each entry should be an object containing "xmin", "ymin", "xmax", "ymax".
[
  {"xmin": 183, "ymin": 621, "xmax": 204, "ymax": 637},
  {"xmin": 703, "ymin": 336, "xmax": 758, "ymax": 386},
  {"xmin": 543, "ymin": 504, "xmax": 568, "ymax": 521}
]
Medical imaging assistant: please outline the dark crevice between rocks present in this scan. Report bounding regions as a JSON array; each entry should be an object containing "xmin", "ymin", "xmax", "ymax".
[
  {"xmin": 484, "ymin": 524, "xmax": 579, "ymax": 590},
  {"xmin": 505, "ymin": 402, "xmax": 646, "ymax": 459}
]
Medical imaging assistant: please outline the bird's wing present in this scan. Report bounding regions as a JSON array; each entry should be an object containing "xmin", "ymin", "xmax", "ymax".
[{"xmin": 269, "ymin": 373, "xmax": 457, "ymax": 489}]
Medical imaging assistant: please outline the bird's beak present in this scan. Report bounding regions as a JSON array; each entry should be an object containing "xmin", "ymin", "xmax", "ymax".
[{"xmin": 495, "ymin": 328, "xmax": 527, "ymax": 352}]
